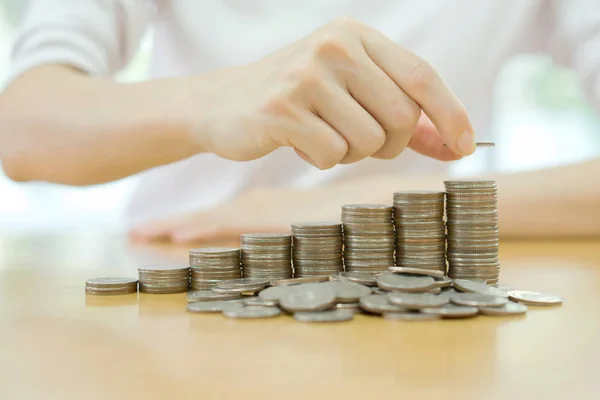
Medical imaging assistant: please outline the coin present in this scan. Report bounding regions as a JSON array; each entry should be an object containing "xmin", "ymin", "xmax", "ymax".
[
  {"xmin": 507, "ymin": 290, "xmax": 563, "ymax": 306},
  {"xmin": 241, "ymin": 233, "xmax": 292, "ymax": 280},
  {"xmin": 334, "ymin": 303, "xmax": 361, "ymax": 312},
  {"xmin": 383, "ymin": 311, "xmax": 441, "ymax": 321},
  {"xmin": 421, "ymin": 303, "xmax": 479, "ymax": 318},
  {"xmin": 279, "ymin": 283, "xmax": 337, "ymax": 312},
  {"xmin": 376, "ymin": 273, "xmax": 436, "ymax": 292},
  {"xmin": 453, "ymin": 279, "xmax": 509, "ymax": 297},
  {"xmin": 137, "ymin": 264, "xmax": 189, "ymax": 294},
  {"xmin": 359, "ymin": 294, "xmax": 406, "ymax": 314},
  {"xmin": 270, "ymin": 276, "xmax": 330, "ymax": 286},
  {"xmin": 258, "ymin": 286, "xmax": 289, "ymax": 301},
  {"xmin": 387, "ymin": 292, "xmax": 449, "ymax": 308},
  {"xmin": 323, "ymin": 281, "xmax": 372, "ymax": 303},
  {"xmin": 244, "ymin": 297, "xmax": 279, "ymax": 307},
  {"xmin": 333, "ymin": 272, "xmax": 378, "ymax": 286},
  {"xmin": 187, "ymin": 300, "xmax": 242, "ymax": 313},
  {"xmin": 187, "ymin": 290, "xmax": 241, "ymax": 302},
  {"xmin": 387, "ymin": 267, "xmax": 444, "ymax": 278},
  {"xmin": 216, "ymin": 278, "xmax": 270, "ymax": 290},
  {"xmin": 479, "ymin": 301, "xmax": 528, "ymax": 316},
  {"xmin": 449, "ymin": 292, "xmax": 508, "ymax": 307},
  {"xmin": 222, "ymin": 305, "xmax": 282, "ymax": 319},
  {"xmin": 432, "ymin": 276, "xmax": 453, "ymax": 288},
  {"xmin": 294, "ymin": 309, "xmax": 355, "ymax": 323}
]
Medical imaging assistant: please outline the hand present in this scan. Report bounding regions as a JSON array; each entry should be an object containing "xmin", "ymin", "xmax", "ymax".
[{"xmin": 185, "ymin": 17, "xmax": 475, "ymax": 169}]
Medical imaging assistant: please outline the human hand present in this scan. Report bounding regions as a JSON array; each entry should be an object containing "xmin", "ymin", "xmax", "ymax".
[{"xmin": 184, "ymin": 17, "xmax": 475, "ymax": 169}]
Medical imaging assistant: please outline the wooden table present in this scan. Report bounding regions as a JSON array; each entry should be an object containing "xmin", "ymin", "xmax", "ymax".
[{"xmin": 1, "ymin": 234, "xmax": 598, "ymax": 399}]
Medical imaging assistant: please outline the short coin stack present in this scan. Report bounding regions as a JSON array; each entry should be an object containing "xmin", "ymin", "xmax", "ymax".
[
  {"xmin": 342, "ymin": 204, "xmax": 395, "ymax": 273},
  {"xmin": 85, "ymin": 278, "xmax": 138, "ymax": 295},
  {"xmin": 444, "ymin": 180, "xmax": 500, "ymax": 285},
  {"xmin": 292, "ymin": 222, "xmax": 344, "ymax": 277},
  {"xmin": 393, "ymin": 191, "xmax": 447, "ymax": 274},
  {"xmin": 241, "ymin": 233, "xmax": 293, "ymax": 280},
  {"xmin": 189, "ymin": 247, "xmax": 241, "ymax": 290},
  {"xmin": 138, "ymin": 264, "xmax": 190, "ymax": 294}
]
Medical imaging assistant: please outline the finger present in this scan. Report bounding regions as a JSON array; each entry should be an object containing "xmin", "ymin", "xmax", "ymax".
[
  {"xmin": 344, "ymin": 54, "xmax": 420, "ymax": 159},
  {"xmin": 270, "ymin": 110, "xmax": 348, "ymax": 169},
  {"xmin": 311, "ymin": 83, "xmax": 386, "ymax": 164},
  {"xmin": 357, "ymin": 23, "xmax": 476, "ymax": 156},
  {"xmin": 408, "ymin": 114, "xmax": 463, "ymax": 161}
]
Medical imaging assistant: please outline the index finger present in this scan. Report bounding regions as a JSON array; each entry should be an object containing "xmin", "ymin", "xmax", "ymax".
[{"xmin": 357, "ymin": 23, "xmax": 476, "ymax": 156}]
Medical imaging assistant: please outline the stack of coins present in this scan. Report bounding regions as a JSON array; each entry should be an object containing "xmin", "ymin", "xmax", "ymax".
[
  {"xmin": 444, "ymin": 180, "xmax": 500, "ymax": 285},
  {"xmin": 138, "ymin": 265, "xmax": 190, "ymax": 294},
  {"xmin": 241, "ymin": 233, "xmax": 293, "ymax": 280},
  {"xmin": 342, "ymin": 204, "xmax": 395, "ymax": 273},
  {"xmin": 393, "ymin": 191, "xmax": 447, "ymax": 274},
  {"xmin": 85, "ymin": 278, "xmax": 138, "ymax": 295},
  {"xmin": 189, "ymin": 247, "xmax": 241, "ymax": 290},
  {"xmin": 291, "ymin": 222, "xmax": 344, "ymax": 277}
]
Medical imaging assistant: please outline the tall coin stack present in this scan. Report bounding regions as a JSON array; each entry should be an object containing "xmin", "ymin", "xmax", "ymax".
[
  {"xmin": 189, "ymin": 248, "xmax": 241, "ymax": 290},
  {"xmin": 138, "ymin": 265, "xmax": 190, "ymax": 294},
  {"xmin": 444, "ymin": 180, "xmax": 500, "ymax": 285},
  {"xmin": 342, "ymin": 204, "xmax": 395, "ymax": 273},
  {"xmin": 393, "ymin": 191, "xmax": 447, "ymax": 274},
  {"xmin": 291, "ymin": 222, "xmax": 344, "ymax": 277},
  {"xmin": 241, "ymin": 233, "xmax": 293, "ymax": 280}
]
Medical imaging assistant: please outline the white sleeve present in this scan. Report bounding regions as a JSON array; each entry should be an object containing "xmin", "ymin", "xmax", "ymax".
[
  {"xmin": 549, "ymin": 0, "xmax": 600, "ymax": 111},
  {"xmin": 6, "ymin": 0, "xmax": 154, "ymax": 85}
]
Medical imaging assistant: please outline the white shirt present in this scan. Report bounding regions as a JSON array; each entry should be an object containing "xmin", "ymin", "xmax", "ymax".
[{"xmin": 7, "ymin": 0, "xmax": 600, "ymax": 225}]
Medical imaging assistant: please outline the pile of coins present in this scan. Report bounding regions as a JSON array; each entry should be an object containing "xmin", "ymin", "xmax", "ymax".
[
  {"xmin": 444, "ymin": 180, "xmax": 500, "ymax": 284},
  {"xmin": 185, "ymin": 270, "xmax": 563, "ymax": 322},
  {"xmin": 138, "ymin": 265, "xmax": 190, "ymax": 294},
  {"xmin": 393, "ymin": 191, "xmax": 447, "ymax": 274},
  {"xmin": 342, "ymin": 204, "xmax": 395, "ymax": 273},
  {"xmin": 241, "ymin": 233, "xmax": 293, "ymax": 280},
  {"xmin": 189, "ymin": 247, "xmax": 241, "ymax": 290},
  {"xmin": 85, "ymin": 278, "xmax": 138, "ymax": 295},
  {"xmin": 291, "ymin": 222, "xmax": 344, "ymax": 277}
]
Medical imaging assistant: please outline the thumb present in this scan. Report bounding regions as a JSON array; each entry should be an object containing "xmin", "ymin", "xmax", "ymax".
[{"xmin": 408, "ymin": 114, "xmax": 464, "ymax": 161}]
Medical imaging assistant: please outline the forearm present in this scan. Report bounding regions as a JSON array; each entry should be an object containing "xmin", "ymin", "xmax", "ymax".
[
  {"xmin": 0, "ymin": 65, "xmax": 200, "ymax": 185},
  {"xmin": 330, "ymin": 158, "xmax": 600, "ymax": 238}
]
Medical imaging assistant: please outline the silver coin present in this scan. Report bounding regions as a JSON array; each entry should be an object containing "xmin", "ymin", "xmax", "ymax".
[
  {"xmin": 215, "ymin": 278, "xmax": 270, "ymax": 289},
  {"xmin": 421, "ymin": 303, "xmax": 479, "ymax": 318},
  {"xmin": 222, "ymin": 305, "xmax": 282, "ymax": 318},
  {"xmin": 279, "ymin": 283, "xmax": 336, "ymax": 312},
  {"xmin": 450, "ymin": 292, "xmax": 508, "ymax": 307},
  {"xmin": 427, "ymin": 287, "xmax": 442, "ymax": 295},
  {"xmin": 258, "ymin": 286, "xmax": 290, "ymax": 301},
  {"xmin": 294, "ymin": 309, "xmax": 355, "ymax": 323},
  {"xmin": 244, "ymin": 297, "xmax": 279, "ymax": 307},
  {"xmin": 334, "ymin": 303, "xmax": 361, "ymax": 312},
  {"xmin": 187, "ymin": 290, "xmax": 241, "ymax": 302},
  {"xmin": 334, "ymin": 271, "xmax": 378, "ymax": 286},
  {"xmin": 453, "ymin": 279, "xmax": 508, "ymax": 297},
  {"xmin": 270, "ymin": 276, "xmax": 330, "ymax": 286},
  {"xmin": 211, "ymin": 286, "xmax": 260, "ymax": 295},
  {"xmin": 86, "ymin": 277, "xmax": 138, "ymax": 287},
  {"xmin": 323, "ymin": 281, "xmax": 372, "ymax": 303},
  {"xmin": 387, "ymin": 267, "xmax": 444, "ymax": 278},
  {"xmin": 359, "ymin": 294, "xmax": 406, "ymax": 314},
  {"xmin": 432, "ymin": 276, "xmax": 452, "ymax": 288},
  {"xmin": 479, "ymin": 301, "xmax": 528, "ymax": 316},
  {"xmin": 507, "ymin": 290, "xmax": 563, "ymax": 306},
  {"xmin": 387, "ymin": 292, "xmax": 449, "ymax": 308},
  {"xmin": 376, "ymin": 273, "xmax": 435, "ymax": 292},
  {"xmin": 187, "ymin": 300, "xmax": 242, "ymax": 313},
  {"xmin": 383, "ymin": 311, "xmax": 441, "ymax": 321}
]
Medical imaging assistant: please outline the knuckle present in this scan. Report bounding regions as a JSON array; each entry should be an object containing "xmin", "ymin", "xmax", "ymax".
[
  {"xmin": 311, "ymin": 31, "xmax": 353, "ymax": 65},
  {"xmin": 366, "ymin": 128, "xmax": 387, "ymax": 154},
  {"xmin": 259, "ymin": 92, "xmax": 297, "ymax": 119},
  {"xmin": 405, "ymin": 59, "xmax": 436, "ymax": 91},
  {"xmin": 389, "ymin": 101, "xmax": 421, "ymax": 132},
  {"xmin": 317, "ymin": 136, "xmax": 348, "ymax": 169},
  {"xmin": 285, "ymin": 59, "xmax": 326, "ymax": 97}
]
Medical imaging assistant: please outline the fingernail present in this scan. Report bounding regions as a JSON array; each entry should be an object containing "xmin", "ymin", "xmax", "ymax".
[{"xmin": 457, "ymin": 130, "xmax": 476, "ymax": 155}]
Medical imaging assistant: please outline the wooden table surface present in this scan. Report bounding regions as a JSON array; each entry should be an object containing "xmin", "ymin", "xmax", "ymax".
[{"xmin": 1, "ymin": 233, "xmax": 599, "ymax": 400}]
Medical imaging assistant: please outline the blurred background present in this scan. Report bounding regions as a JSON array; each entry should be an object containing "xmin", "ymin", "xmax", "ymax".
[{"xmin": 1, "ymin": 0, "xmax": 599, "ymax": 234}]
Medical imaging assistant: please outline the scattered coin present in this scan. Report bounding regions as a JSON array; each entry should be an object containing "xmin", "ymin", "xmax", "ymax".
[
  {"xmin": 334, "ymin": 271, "xmax": 378, "ymax": 286},
  {"xmin": 432, "ymin": 276, "xmax": 453, "ymax": 288},
  {"xmin": 270, "ymin": 276, "xmax": 330, "ymax": 286},
  {"xmin": 222, "ymin": 305, "xmax": 282, "ymax": 319},
  {"xmin": 279, "ymin": 283, "xmax": 337, "ymax": 312},
  {"xmin": 187, "ymin": 290, "xmax": 241, "ymax": 302},
  {"xmin": 187, "ymin": 301, "xmax": 242, "ymax": 313},
  {"xmin": 383, "ymin": 311, "xmax": 441, "ymax": 321},
  {"xmin": 334, "ymin": 303, "xmax": 361, "ymax": 312},
  {"xmin": 479, "ymin": 301, "xmax": 528, "ymax": 316},
  {"xmin": 294, "ymin": 309, "xmax": 355, "ymax": 323},
  {"xmin": 507, "ymin": 290, "xmax": 563, "ymax": 306},
  {"xmin": 387, "ymin": 292, "xmax": 449, "ymax": 308},
  {"xmin": 244, "ymin": 297, "xmax": 279, "ymax": 307},
  {"xmin": 453, "ymin": 279, "xmax": 509, "ymax": 297},
  {"xmin": 323, "ymin": 280, "xmax": 372, "ymax": 303},
  {"xmin": 376, "ymin": 273, "xmax": 436, "ymax": 292},
  {"xmin": 85, "ymin": 277, "xmax": 138, "ymax": 295},
  {"xmin": 450, "ymin": 292, "xmax": 508, "ymax": 307},
  {"xmin": 359, "ymin": 294, "xmax": 406, "ymax": 314},
  {"xmin": 388, "ymin": 266, "xmax": 444, "ymax": 278},
  {"xmin": 258, "ymin": 286, "xmax": 289, "ymax": 301},
  {"xmin": 421, "ymin": 303, "xmax": 479, "ymax": 319}
]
